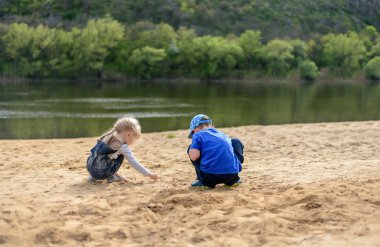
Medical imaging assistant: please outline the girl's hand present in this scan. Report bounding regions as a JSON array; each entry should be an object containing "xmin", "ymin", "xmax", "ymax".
[{"xmin": 148, "ymin": 173, "xmax": 158, "ymax": 180}]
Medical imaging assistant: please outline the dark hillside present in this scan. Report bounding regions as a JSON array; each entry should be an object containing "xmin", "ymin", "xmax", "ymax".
[{"xmin": 1, "ymin": 0, "xmax": 380, "ymax": 39}]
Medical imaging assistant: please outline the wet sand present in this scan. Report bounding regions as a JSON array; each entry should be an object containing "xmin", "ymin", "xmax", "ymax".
[{"xmin": 0, "ymin": 121, "xmax": 379, "ymax": 246}]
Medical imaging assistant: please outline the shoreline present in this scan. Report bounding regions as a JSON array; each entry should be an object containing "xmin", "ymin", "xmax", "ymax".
[
  {"xmin": 0, "ymin": 121, "xmax": 379, "ymax": 246},
  {"xmin": 0, "ymin": 120, "xmax": 379, "ymax": 141},
  {"xmin": 0, "ymin": 76, "xmax": 379, "ymax": 85}
]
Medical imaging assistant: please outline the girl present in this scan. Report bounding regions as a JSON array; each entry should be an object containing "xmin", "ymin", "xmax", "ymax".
[{"xmin": 87, "ymin": 117, "xmax": 158, "ymax": 183}]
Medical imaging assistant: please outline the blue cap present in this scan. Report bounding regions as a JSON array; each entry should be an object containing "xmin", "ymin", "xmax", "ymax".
[{"xmin": 188, "ymin": 114, "xmax": 212, "ymax": 138}]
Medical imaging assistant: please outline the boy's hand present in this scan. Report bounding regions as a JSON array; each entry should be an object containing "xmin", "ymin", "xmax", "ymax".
[{"xmin": 148, "ymin": 173, "xmax": 158, "ymax": 180}]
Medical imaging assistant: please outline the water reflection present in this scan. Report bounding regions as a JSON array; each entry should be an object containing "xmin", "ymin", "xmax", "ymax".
[
  {"xmin": 0, "ymin": 82, "xmax": 379, "ymax": 139},
  {"xmin": 0, "ymin": 110, "xmax": 192, "ymax": 119}
]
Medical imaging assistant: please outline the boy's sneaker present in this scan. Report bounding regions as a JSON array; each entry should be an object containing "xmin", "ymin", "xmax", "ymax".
[
  {"xmin": 191, "ymin": 180, "xmax": 206, "ymax": 187},
  {"xmin": 230, "ymin": 179, "xmax": 242, "ymax": 187},
  {"xmin": 107, "ymin": 174, "xmax": 124, "ymax": 183},
  {"xmin": 88, "ymin": 175, "xmax": 97, "ymax": 183},
  {"xmin": 224, "ymin": 179, "xmax": 242, "ymax": 187}
]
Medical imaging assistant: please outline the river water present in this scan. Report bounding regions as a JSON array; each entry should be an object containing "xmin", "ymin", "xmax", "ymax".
[{"xmin": 0, "ymin": 82, "xmax": 379, "ymax": 139}]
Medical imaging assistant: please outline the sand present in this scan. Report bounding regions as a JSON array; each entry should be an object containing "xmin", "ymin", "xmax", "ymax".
[{"xmin": 0, "ymin": 121, "xmax": 379, "ymax": 247}]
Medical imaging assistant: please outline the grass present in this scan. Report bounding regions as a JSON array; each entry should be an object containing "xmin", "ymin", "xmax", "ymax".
[{"xmin": 166, "ymin": 133, "xmax": 176, "ymax": 139}]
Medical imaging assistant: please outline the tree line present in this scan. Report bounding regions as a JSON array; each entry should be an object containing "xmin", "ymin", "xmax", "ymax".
[{"xmin": 1, "ymin": 17, "xmax": 380, "ymax": 81}]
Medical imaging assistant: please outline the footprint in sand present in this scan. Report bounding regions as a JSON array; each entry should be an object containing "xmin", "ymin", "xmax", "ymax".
[
  {"xmin": 0, "ymin": 235, "xmax": 8, "ymax": 245},
  {"xmin": 296, "ymin": 194, "xmax": 319, "ymax": 204},
  {"xmin": 35, "ymin": 228, "xmax": 64, "ymax": 245},
  {"xmin": 291, "ymin": 194, "xmax": 324, "ymax": 210},
  {"xmin": 105, "ymin": 229, "xmax": 128, "ymax": 240},
  {"xmin": 304, "ymin": 202, "xmax": 322, "ymax": 209},
  {"xmin": 293, "ymin": 186, "xmax": 304, "ymax": 191},
  {"xmin": 68, "ymin": 232, "xmax": 91, "ymax": 242}
]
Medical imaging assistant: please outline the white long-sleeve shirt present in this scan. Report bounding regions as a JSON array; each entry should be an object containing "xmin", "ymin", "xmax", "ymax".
[
  {"xmin": 118, "ymin": 144, "xmax": 150, "ymax": 176},
  {"xmin": 102, "ymin": 134, "xmax": 150, "ymax": 176}
]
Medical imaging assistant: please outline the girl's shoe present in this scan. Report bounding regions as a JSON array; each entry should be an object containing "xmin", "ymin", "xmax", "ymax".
[
  {"xmin": 191, "ymin": 180, "xmax": 205, "ymax": 187},
  {"xmin": 88, "ymin": 175, "xmax": 97, "ymax": 183},
  {"xmin": 107, "ymin": 174, "xmax": 124, "ymax": 183}
]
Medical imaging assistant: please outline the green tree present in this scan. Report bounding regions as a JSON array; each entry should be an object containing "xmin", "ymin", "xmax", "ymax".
[
  {"xmin": 0, "ymin": 24, "xmax": 8, "ymax": 73},
  {"xmin": 261, "ymin": 39, "xmax": 294, "ymax": 76},
  {"xmin": 238, "ymin": 30, "xmax": 262, "ymax": 68},
  {"xmin": 69, "ymin": 17, "xmax": 125, "ymax": 78},
  {"xmin": 178, "ymin": 0, "xmax": 196, "ymax": 14},
  {"xmin": 299, "ymin": 60, "xmax": 319, "ymax": 81},
  {"xmin": 106, "ymin": 30, "xmax": 133, "ymax": 75},
  {"xmin": 359, "ymin": 26, "xmax": 378, "ymax": 52},
  {"xmin": 170, "ymin": 27, "xmax": 197, "ymax": 76},
  {"xmin": 179, "ymin": 36, "xmax": 243, "ymax": 78},
  {"xmin": 321, "ymin": 32, "xmax": 367, "ymax": 77},
  {"xmin": 290, "ymin": 39, "xmax": 309, "ymax": 64},
  {"xmin": 39, "ymin": 28, "xmax": 74, "ymax": 77},
  {"xmin": 369, "ymin": 39, "xmax": 380, "ymax": 59},
  {"xmin": 128, "ymin": 46, "xmax": 167, "ymax": 79},
  {"xmin": 1, "ymin": 23, "xmax": 71, "ymax": 77},
  {"xmin": 177, "ymin": 27, "xmax": 197, "ymax": 44},
  {"xmin": 361, "ymin": 26, "xmax": 378, "ymax": 42},
  {"xmin": 2, "ymin": 23, "xmax": 39, "ymax": 76},
  {"xmin": 0, "ymin": 0, "xmax": 46, "ymax": 15},
  {"xmin": 364, "ymin": 56, "xmax": 380, "ymax": 80},
  {"xmin": 134, "ymin": 23, "xmax": 177, "ymax": 50},
  {"xmin": 2, "ymin": 18, "xmax": 124, "ymax": 78}
]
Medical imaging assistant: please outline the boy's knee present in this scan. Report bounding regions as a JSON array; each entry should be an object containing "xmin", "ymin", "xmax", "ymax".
[
  {"xmin": 231, "ymin": 139, "xmax": 244, "ymax": 153},
  {"xmin": 231, "ymin": 138, "xmax": 244, "ymax": 149},
  {"xmin": 231, "ymin": 138, "xmax": 244, "ymax": 163}
]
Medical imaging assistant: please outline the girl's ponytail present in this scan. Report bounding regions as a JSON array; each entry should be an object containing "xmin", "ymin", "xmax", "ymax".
[
  {"xmin": 99, "ymin": 117, "xmax": 141, "ymax": 141},
  {"xmin": 99, "ymin": 127, "xmax": 116, "ymax": 140}
]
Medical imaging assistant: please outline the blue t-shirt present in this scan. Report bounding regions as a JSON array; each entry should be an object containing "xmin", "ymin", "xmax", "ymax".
[{"xmin": 190, "ymin": 128, "xmax": 242, "ymax": 174}]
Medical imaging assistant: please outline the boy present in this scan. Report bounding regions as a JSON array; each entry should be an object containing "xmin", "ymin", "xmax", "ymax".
[{"xmin": 187, "ymin": 114, "xmax": 244, "ymax": 188}]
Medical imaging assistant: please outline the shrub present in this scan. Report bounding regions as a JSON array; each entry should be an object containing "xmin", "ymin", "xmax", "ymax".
[
  {"xmin": 261, "ymin": 39, "xmax": 294, "ymax": 77},
  {"xmin": 179, "ymin": 36, "xmax": 243, "ymax": 78},
  {"xmin": 321, "ymin": 32, "xmax": 366, "ymax": 77},
  {"xmin": 364, "ymin": 56, "xmax": 380, "ymax": 80},
  {"xmin": 128, "ymin": 46, "xmax": 167, "ymax": 79},
  {"xmin": 299, "ymin": 60, "xmax": 319, "ymax": 81}
]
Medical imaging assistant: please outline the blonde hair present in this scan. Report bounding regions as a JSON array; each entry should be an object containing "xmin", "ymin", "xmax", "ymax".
[{"xmin": 100, "ymin": 117, "xmax": 141, "ymax": 140}]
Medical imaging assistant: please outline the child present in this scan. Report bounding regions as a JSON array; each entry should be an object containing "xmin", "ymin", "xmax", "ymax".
[
  {"xmin": 87, "ymin": 117, "xmax": 158, "ymax": 183},
  {"xmin": 187, "ymin": 114, "xmax": 244, "ymax": 188}
]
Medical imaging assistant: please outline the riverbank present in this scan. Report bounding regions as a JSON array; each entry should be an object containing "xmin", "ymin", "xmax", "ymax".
[
  {"xmin": 0, "ymin": 67, "xmax": 378, "ymax": 86},
  {"xmin": 0, "ymin": 121, "xmax": 379, "ymax": 246}
]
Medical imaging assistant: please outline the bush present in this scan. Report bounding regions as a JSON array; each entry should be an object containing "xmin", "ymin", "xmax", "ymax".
[
  {"xmin": 321, "ymin": 32, "xmax": 366, "ymax": 77},
  {"xmin": 290, "ymin": 39, "xmax": 308, "ymax": 63},
  {"xmin": 179, "ymin": 36, "xmax": 243, "ymax": 78},
  {"xmin": 238, "ymin": 30, "xmax": 262, "ymax": 68},
  {"xmin": 299, "ymin": 60, "xmax": 319, "ymax": 81},
  {"xmin": 261, "ymin": 39, "xmax": 294, "ymax": 77},
  {"xmin": 364, "ymin": 56, "xmax": 380, "ymax": 80},
  {"xmin": 128, "ymin": 46, "xmax": 167, "ymax": 79},
  {"xmin": 369, "ymin": 42, "xmax": 380, "ymax": 58},
  {"xmin": 1, "ymin": 23, "xmax": 73, "ymax": 77},
  {"xmin": 1, "ymin": 17, "xmax": 124, "ymax": 78},
  {"xmin": 70, "ymin": 17, "xmax": 125, "ymax": 77}
]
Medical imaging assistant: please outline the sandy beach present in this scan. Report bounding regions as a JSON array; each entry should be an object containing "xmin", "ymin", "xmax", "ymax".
[{"xmin": 0, "ymin": 121, "xmax": 379, "ymax": 246}]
